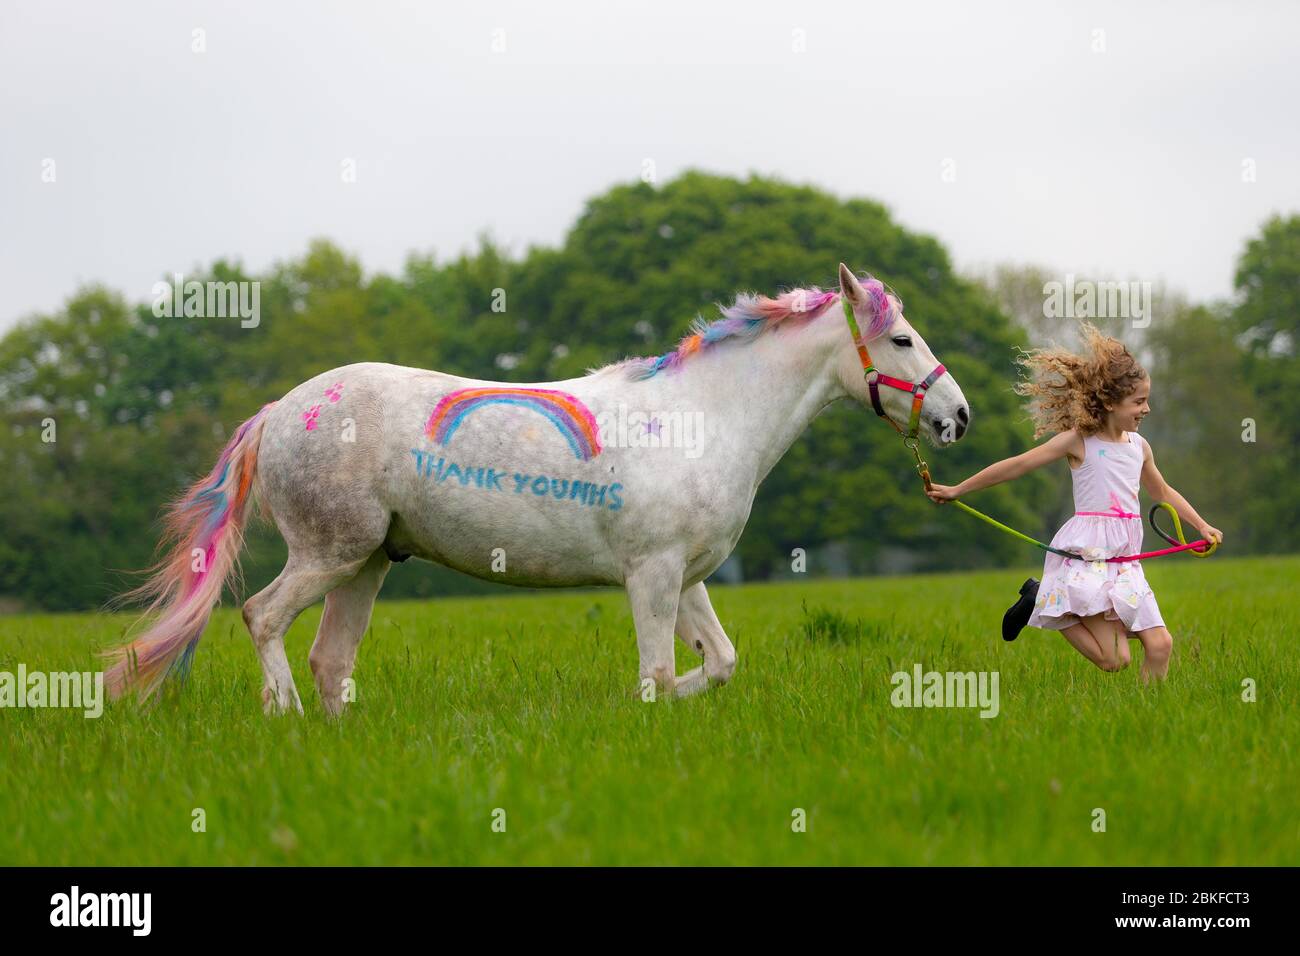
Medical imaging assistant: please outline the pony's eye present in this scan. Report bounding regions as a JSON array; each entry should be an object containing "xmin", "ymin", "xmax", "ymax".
[{"xmin": 891, "ymin": 335, "xmax": 913, "ymax": 347}]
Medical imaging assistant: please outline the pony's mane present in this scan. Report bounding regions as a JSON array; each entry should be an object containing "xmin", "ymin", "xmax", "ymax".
[{"xmin": 613, "ymin": 278, "xmax": 898, "ymax": 380}]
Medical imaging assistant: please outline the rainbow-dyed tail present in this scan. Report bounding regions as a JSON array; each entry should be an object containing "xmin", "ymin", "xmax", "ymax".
[{"xmin": 106, "ymin": 403, "xmax": 276, "ymax": 701}]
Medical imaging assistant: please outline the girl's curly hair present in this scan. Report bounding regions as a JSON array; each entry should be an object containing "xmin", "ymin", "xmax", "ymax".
[{"xmin": 1013, "ymin": 323, "xmax": 1148, "ymax": 438}]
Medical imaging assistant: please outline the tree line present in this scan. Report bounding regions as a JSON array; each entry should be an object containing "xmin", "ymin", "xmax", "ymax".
[{"xmin": 1, "ymin": 171, "xmax": 1294, "ymax": 611}]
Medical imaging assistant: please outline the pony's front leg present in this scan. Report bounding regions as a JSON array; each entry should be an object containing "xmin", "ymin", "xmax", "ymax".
[
  {"xmin": 673, "ymin": 581, "xmax": 737, "ymax": 696},
  {"xmin": 625, "ymin": 555, "xmax": 685, "ymax": 700}
]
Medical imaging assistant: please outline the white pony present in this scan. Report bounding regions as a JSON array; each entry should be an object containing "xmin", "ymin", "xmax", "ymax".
[{"xmin": 108, "ymin": 265, "xmax": 969, "ymax": 713}]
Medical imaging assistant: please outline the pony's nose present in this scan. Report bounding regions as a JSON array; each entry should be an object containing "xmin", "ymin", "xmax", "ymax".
[{"xmin": 935, "ymin": 405, "xmax": 969, "ymax": 440}]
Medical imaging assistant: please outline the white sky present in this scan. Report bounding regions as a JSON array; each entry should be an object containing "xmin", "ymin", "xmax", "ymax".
[{"xmin": 2, "ymin": 0, "xmax": 1297, "ymax": 331}]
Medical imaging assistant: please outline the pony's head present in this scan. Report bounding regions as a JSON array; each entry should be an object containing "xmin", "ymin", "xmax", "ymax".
[{"xmin": 835, "ymin": 263, "xmax": 969, "ymax": 447}]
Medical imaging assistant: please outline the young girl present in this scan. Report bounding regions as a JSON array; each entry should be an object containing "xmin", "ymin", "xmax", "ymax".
[{"xmin": 925, "ymin": 324, "xmax": 1223, "ymax": 681}]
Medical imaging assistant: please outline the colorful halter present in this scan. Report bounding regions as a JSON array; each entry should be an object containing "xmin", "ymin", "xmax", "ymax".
[{"xmin": 840, "ymin": 294, "xmax": 947, "ymax": 442}]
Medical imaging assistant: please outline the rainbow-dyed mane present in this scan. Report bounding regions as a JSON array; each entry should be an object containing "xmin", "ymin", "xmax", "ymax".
[{"xmin": 623, "ymin": 278, "xmax": 898, "ymax": 379}]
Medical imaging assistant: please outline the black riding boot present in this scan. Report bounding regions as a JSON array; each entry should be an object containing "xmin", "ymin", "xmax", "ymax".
[{"xmin": 1001, "ymin": 577, "xmax": 1040, "ymax": 642}]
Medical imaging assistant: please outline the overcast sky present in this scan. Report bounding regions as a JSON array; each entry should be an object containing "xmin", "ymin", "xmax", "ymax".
[{"xmin": 2, "ymin": 0, "xmax": 1297, "ymax": 331}]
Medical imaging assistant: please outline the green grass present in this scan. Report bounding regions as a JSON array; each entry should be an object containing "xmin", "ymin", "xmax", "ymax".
[{"xmin": 1, "ymin": 555, "xmax": 1295, "ymax": 865}]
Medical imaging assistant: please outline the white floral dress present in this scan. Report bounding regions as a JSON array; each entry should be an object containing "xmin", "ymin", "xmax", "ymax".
[{"xmin": 1027, "ymin": 431, "xmax": 1165, "ymax": 635}]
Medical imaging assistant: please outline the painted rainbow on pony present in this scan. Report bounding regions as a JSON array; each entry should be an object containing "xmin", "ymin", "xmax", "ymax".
[
  {"xmin": 426, "ymin": 387, "xmax": 603, "ymax": 461},
  {"xmin": 624, "ymin": 278, "xmax": 898, "ymax": 379}
]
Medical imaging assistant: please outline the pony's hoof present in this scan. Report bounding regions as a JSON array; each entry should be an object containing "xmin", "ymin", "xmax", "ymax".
[{"xmin": 260, "ymin": 684, "xmax": 303, "ymax": 715}]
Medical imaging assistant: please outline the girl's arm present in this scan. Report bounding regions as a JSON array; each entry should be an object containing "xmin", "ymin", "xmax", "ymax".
[
  {"xmin": 926, "ymin": 430, "xmax": 1079, "ymax": 503},
  {"xmin": 1139, "ymin": 441, "xmax": 1224, "ymax": 545}
]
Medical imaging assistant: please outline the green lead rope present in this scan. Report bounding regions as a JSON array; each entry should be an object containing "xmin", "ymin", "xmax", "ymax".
[{"xmin": 949, "ymin": 500, "xmax": 1080, "ymax": 559}]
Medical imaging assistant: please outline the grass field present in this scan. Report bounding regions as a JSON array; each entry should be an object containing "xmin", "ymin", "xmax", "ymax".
[{"xmin": 1, "ymin": 555, "xmax": 1295, "ymax": 866}]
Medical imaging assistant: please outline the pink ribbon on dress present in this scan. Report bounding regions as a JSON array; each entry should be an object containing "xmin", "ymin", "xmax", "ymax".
[{"xmin": 1075, "ymin": 490, "xmax": 1140, "ymax": 519}]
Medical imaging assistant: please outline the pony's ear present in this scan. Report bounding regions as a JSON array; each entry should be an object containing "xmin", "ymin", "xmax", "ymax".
[
  {"xmin": 838, "ymin": 264, "xmax": 895, "ymax": 338},
  {"xmin": 838, "ymin": 263, "xmax": 867, "ymax": 307}
]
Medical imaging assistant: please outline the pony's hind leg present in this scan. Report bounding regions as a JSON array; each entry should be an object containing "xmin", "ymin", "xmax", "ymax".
[
  {"xmin": 673, "ymin": 581, "xmax": 737, "ymax": 697},
  {"xmin": 309, "ymin": 549, "xmax": 391, "ymax": 716},
  {"xmin": 243, "ymin": 391, "xmax": 393, "ymax": 714},
  {"xmin": 243, "ymin": 552, "xmax": 376, "ymax": 714}
]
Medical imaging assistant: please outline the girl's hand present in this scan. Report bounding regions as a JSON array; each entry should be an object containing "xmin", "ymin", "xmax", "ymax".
[
  {"xmin": 926, "ymin": 483, "xmax": 962, "ymax": 504},
  {"xmin": 1197, "ymin": 523, "xmax": 1223, "ymax": 546}
]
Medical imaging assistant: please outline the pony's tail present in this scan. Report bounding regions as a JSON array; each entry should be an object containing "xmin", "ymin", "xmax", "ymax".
[{"xmin": 105, "ymin": 402, "xmax": 276, "ymax": 701}]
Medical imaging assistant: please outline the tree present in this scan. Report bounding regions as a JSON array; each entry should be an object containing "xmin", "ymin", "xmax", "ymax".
[{"xmin": 1232, "ymin": 214, "xmax": 1300, "ymax": 546}]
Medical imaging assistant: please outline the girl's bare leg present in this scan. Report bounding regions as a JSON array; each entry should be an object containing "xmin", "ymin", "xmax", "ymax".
[
  {"xmin": 1060, "ymin": 621, "xmax": 1106, "ymax": 666},
  {"xmin": 1061, "ymin": 613, "xmax": 1132, "ymax": 672},
  {"xmin": 1134, "ymin": 625, "xmax": 1173, "ymax": 682}
]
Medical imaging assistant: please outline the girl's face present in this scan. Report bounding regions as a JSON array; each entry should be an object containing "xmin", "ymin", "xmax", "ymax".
[{"xmin": 1108, "ymin": 378, "xmax": 1151, "ymax": 432}]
